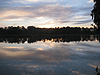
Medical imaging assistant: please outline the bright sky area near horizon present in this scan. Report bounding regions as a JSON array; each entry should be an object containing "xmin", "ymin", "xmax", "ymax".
[{"xmin": 0, "ymin": 0, "xmax": 94, "ymax": 28}]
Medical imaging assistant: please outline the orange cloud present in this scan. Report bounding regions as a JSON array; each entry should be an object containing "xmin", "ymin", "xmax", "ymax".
[
  {"xmin": 0, "ymin": 10, "xmax": 34, "ymax": 21},
  {"xmin": 87, "ymin": 0, "xmax": 93, "ymax": 3}
]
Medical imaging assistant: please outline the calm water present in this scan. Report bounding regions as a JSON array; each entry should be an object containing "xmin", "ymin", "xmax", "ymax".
[{"xmin": 0, "ymin": 35, "xmax": 100, "ymax": 75}]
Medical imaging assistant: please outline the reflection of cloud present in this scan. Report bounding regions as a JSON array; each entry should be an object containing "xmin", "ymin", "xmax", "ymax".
[
  {"xmin": 75, "ymin": 48, "xmax": 82, "ymax": 51},
  {"xmin": 72, "ymin": 70, "xmax": 86, "ymax": 75},
  {"xmin": 3, "ymin": 47, "xmax": 24, "ymax": 49},
  {"xmin": 38, "ymin": 42, "xmax": 55, "ymax": 49},
  {"xmin": 7, "ymin": 61, "xmax": 56, "ymax": 74},
  {"xmin": 72, "ymin": 71, "xmax": 80, "ymax": 74},
  {"xmin": 26, "ymin": 65, "xmax": 40, "ymax": 68},
  {"xmin": 0, "ymin": 49, "xmax": 29, "ymax": 57},
  {"xmin": 88, "ymin": 64, "xmax": 97, "ymax": 68},
  {"xmin": 88, "ymin": 63, "xmax": 100, "ymax": 68},
  {"xmin": 0, "ymin": 45, "xmax": 71, "ymax": 62},
  {"xmin": 14, "ymin": 63, "xmax": 42, "ymax": 69},
  {"xmin": 0, "ymin": 42, "xmax": 100, "ymax": 75},
  {"xmin": 76, "ymin": 42, "xmax": 100, "ymax": 48},
  {"xmin": 45, "ymin": 43, "xmax": 55, "ymax": 47}
]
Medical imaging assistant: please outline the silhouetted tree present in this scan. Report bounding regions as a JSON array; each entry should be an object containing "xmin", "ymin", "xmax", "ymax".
[
  {"xmin": 91, "ymin": 0, "xmax": 100, "ymax": 33},
  {"xmin": 0, "ymin": 26, "xmax": 97, "ymax": 35},
  {"xmin": 27, "ymin": 26, "xmax": 36, "ymax": 34}
]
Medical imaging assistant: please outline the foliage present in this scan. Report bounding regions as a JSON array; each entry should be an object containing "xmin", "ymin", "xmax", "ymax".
[{"xmin": 91, "ymin": 0, "xmax": 100, "ymax": 33}]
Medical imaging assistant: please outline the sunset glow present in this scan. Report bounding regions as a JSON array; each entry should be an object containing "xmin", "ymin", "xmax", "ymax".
[{"xmin": 0, "ymin": 0, "xmax": 94, "ymax": 28}]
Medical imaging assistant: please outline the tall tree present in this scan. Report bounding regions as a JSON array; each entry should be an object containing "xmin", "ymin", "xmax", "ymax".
[{"xmin": 91, "ymin": 0, "xmax": 100, "ymax": 33}]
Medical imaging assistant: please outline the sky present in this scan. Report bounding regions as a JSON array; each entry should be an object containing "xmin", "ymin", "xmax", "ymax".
[{"xmin": 0, "ymin": 0, "xmax": 94, "ymax": 28}]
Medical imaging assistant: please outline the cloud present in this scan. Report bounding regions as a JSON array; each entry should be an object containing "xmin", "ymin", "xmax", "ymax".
[
  {"xmin": 0, "ymin": 0, "xmax": 11, "ymax": 7},
  {"xmin": 74, "ymin": 20, "xmax": 92, "ymax": 24},
  {"xmin": 87, "ymin": 0, "xmax": 93, "ymax": 3},
  {"xmin": 0, "ymin": 0, "xmax": 93, "ymax": 27},
  {"xmin": 12, "ymin": 0, "xmax": 58, "ymax": 3},
  {"xmin": 0, "ymin": 8, "xmax": 35, "ymax": 21},
  {"xmin": 0, "ymin": 5, "xmax": 93, "ymax": 27},
  {"xmin": 57, "ymin": 19, "xmax": 92, "ymax": 25},
  {"xmin": 0, "ymin": 5, "xmax": 72, "ymax": 21}
]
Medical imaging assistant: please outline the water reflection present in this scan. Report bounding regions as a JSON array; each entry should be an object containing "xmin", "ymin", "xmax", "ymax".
[
  {"xmin": 0, "ymin": 35, "xmax": 100, "ymax": 75},
  {"xmin": 0, "ymin": 35, "xmax": 100, "ymax": 43}
]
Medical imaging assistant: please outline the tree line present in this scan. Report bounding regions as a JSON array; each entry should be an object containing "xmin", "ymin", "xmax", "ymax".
[{"xmin": 0, "ymin": 26, "xmax": 97, "ymax": 35}]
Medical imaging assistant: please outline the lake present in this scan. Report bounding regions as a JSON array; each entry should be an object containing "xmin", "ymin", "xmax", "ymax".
[{"xmin": 0, "ymin": 35, "xmax": 100, "ymax": 75}]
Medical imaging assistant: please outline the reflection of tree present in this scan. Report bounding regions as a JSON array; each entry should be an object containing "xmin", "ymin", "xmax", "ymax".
[{"xmin": 0, "ymin": 35, "xmax": 99, "ymax": 44}]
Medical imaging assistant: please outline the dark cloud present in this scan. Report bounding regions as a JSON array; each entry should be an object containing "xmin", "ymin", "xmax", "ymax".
[
  {"xmin": 58, "ymin": 20, "xmax": 70, "ymax": 23},
  {"xmin": 57, "ymin": 19, "xmax": 92, "ymax": 24},
  {"xmin": 74, "ymin": 20, "xmax": 92, "ymax": 24},
  {"xmin": 70, "ymin": 6, "xmax": 93, "ymax": 14}
]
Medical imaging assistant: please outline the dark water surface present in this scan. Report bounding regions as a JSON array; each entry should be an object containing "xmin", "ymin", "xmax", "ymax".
[{"xmin": 0, "ymin": 35, "xmax": 100, "ymax": 75}]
